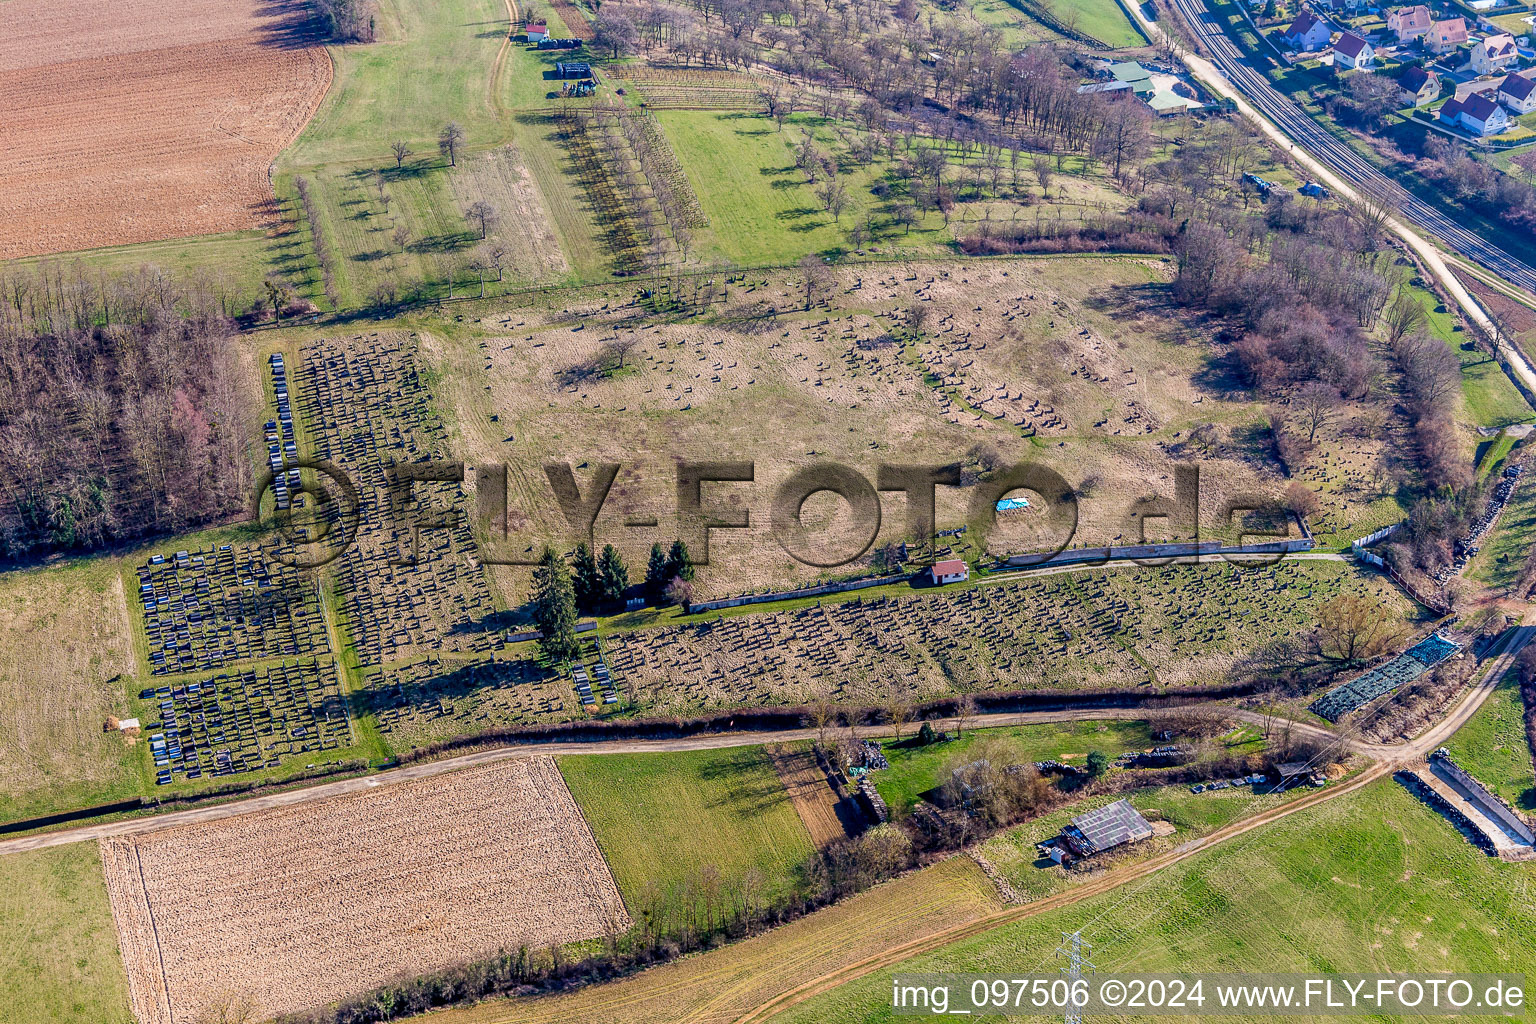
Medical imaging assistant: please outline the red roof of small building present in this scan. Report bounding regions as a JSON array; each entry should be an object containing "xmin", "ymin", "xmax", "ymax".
[
  {"xmin": 932, "ymin": 559, "xmax": 967, "ymax": 576},
  {"xmin": 1390, "ymin": 5, "xmax": 1432, "ymax": 32},
  {"xmin": 527, "ymin": 22, "xmax": 548, "ymax": 31},
  {"xmin": 1335, "ymin": 32, "xmax": 1370, "ymax": 58}
]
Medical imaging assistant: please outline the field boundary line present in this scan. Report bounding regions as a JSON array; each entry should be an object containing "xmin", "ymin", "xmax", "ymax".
[
  {"xmin": 726, "ymin": 630, "xmax": 1535, "ymax": 1023},
  {"xmin": 133, "ymin": 841, "xmax": 176, "ymax": 1024}
]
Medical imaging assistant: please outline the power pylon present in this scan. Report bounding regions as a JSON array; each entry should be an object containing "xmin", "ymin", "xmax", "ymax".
[{"xmin": 1056, "ymin": 930, "xmax": 1095, "ymax": 1024}]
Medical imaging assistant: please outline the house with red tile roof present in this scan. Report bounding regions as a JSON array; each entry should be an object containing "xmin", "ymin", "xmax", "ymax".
[
  {"xmin": 1387, "ymin": 5, "xmax": 1433, "ymax": 42},
  {"xmin": 1471, "ymin": 32, "xmax": 1519, "ymax": 75},
  {"xmin": 1426, "ymin": 18, "xmax": 1468, "ymax": 54},
  {"xmin": 1283, "ymin": 10, "xmax": 1332, "ymax": 51}
]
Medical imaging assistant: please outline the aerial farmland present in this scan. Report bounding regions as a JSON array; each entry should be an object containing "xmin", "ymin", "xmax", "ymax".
[{"xmin": 2, "ymin": 0, "xmax": 1535, "ymax": 1020}]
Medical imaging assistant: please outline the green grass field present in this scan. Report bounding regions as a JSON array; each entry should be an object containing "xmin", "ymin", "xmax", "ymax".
[
  {"xmin": 657, "ymin": 111, "xmax": 947, "ymax": 264},
  {"xmin": 1443, "ymin": 672, "xmax": 1536, "ymax": 811},
  {"xmin": 0, "ymin": 844, "xmax": 133, "ymax": 1024},
  {"xmin": 976, "ymin": 778, "xmax": 1308, "ymax": 903},
  {"xmin": 558, "ymin": 746, "xmax": 816, "ymax": 908},
  {"xmin": 1051, "ymin": 0, "xmax": 1147, "ymax": 46},
  {"xmin": 1408, "ymin": 280, "xmax": 1534, "ymax": 430},
  {"xmin": 872, "ymin": 721, "xmax": 1154, "ymax": 813},
  {"xmin": 655, "ymin": 110, "xmax": 1131, "ymax": 266},
  {"xmin": 4, "ymin": 231, "xmax": 291, "ymax": 315},
  {"xmin": 777, "ymin": 779, "xmax": 1536, "ymax": 1023},
  {"xmin": 281, "ymin": 0, "xmax": 507, "ymax": 170},
  {"xmin": 1468, "ymin": 457, "xmax": 1536, "ymax": 592}
]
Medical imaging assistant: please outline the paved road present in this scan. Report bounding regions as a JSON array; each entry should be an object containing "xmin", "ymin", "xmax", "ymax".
[{"xmin": 1160, "ymin": 0, "xmax": 1536, "ymax": 295}]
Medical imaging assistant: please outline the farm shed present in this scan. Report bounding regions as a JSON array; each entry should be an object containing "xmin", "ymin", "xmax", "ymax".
[
  {"xmin": 1272, "ymin": 761, "xmax": 1326, "ymax": 790},
  {"xmin": 526, "ymin": 22, "xmax": 548, "ymax": 42},
  {"xmin": 929, "ymin": 559, "xmax": 969, "ymax": 585},
  {"xmin": 1050, "ymin": 799, "xmax": 1155, "ymax": 858},
  {"xmin": 556, "ymin": 61, "xmax": 592, "ymax": 79}
]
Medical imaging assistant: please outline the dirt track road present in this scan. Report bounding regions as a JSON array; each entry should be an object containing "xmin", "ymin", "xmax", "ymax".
[
  {"xmin": 727, "ymin": 624, "xmax": 1534, "ymax": 1024},
  {"xmin": 4, "ymin": 627, "xmax": 1523, "ymax": 857}
]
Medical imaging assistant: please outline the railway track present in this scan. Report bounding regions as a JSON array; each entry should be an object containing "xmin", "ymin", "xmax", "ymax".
[{"xmin": 1163, "ymin": 0, "xmax": 1536, "ymax": 295}]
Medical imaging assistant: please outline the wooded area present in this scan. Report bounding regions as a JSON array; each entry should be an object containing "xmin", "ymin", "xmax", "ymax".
[{"xmin": 0, "ymin": 266, "xmax": 255, "ymax": 558}]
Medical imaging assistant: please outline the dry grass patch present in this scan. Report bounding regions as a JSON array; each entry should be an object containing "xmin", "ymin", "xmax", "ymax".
[
  {"xmin": 0, "ymin": 561, "xmax": 138, "ymax": 823},
  {"xmin": 448, "ymin": 146, "xmax": 571, "ymax": 282},
  {"xmin": 766, "ymin": 744, "xmax": 863, "ymax": 847},
  {"xmin": 426, "ymin": 257, "xmax": 1303, "ymax": 602},
  {"xmin": 101, "ymin": 756, "xmax": 627, "ymax": 1024}
]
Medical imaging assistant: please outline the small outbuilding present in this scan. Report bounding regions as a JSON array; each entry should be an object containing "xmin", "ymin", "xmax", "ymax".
[
  {"xmin": 929, "ymin": 559, "xmax": 969, "ymax": 585},
  {"xmin": 1042, "ymin": 799, "xmax": 1156, "ymax": 861},
  {"xmin": 526, "ymin": 22, "xmax": 549, "ymax": 42}
]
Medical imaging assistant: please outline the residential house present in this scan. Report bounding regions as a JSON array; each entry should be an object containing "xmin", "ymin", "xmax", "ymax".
[
  {"xmin": 1387, "ymin": 4, "xmax": 1433, "ymax": 42},
  {"xmin": 1425, "ymin": 17, "xmax": 1469, "ymax": 54},
  {"xmin": 1282, "ymin": 10, "xmax": 1332, "ymax": 51},
  {"xmin": 1334, "ymin": 31, "xmax": 1376, "ymax": 68},
  {"xmin": 1397, "ymin": 64, "xmax": 1441, "ymax": 104},
  {"xmin": 525, "ymin": 22, "xmax": 548, "ymax": 42},
  {"xmin": 1440, "ymin": 90, "xmax": 1512, "ymax": 134},
  {"xmin": 1500, "ymin": 71, "xmax": 1536, "ymax": 113},
  {"xmin": 1471, "ymin": 32, "xmax": 1519, "ymax": 74}
]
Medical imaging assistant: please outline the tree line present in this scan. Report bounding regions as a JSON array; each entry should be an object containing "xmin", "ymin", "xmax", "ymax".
[
  {"xmin": 531, "ymin": 539, "xmax": 695, "ymax": 662},
  {"xmin": 0, "ymin": 265, "xmax": 255, "ymax": 559}
]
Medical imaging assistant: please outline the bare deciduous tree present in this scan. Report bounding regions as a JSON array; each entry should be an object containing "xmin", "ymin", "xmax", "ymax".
[
  {"xmin": 486, "ymin": 243, "xmax": 509, "ymax": 281},
  {"xmin": 438, "ymin": 122, "xmax": 465, "ymax": 167},
  {"xmin": 798, "ymin": 253, "xmax": 834, "ymax": 309},
  {"xmin": 1313, "ymin": 594, "xmax": 1403, "ymax": 663},
  {"xmin": 466, "ymin": 199, "xmax": 499, "ymax": 239},
  {"xmin": 1293, "ymin": 380, "xmax": 1341, "ymax": 443},
  {"xmin": 1384, "ymin": 286, "xmax": 1427, "ymax": 345}
]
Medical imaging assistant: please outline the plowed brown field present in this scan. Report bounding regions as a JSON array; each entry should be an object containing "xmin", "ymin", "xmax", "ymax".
[
  {"xmin": 0, "ymin": 0, "xmax": 331, "ymax": 260},
  {"xmin": 100, "ymin": 757, "xmax": 629, "ymax": 1024},
  {"xmin": 765, "ymin": 746, "xmax": 864, "ymax": 847}
]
